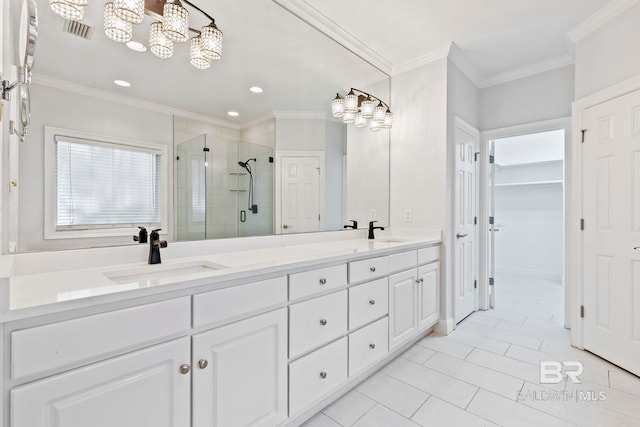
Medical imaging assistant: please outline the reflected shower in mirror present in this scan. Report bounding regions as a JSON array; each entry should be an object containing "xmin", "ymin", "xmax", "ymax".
[{"xmin": 176, "ymin": 134, "xmax": 273, "ymax": 241}]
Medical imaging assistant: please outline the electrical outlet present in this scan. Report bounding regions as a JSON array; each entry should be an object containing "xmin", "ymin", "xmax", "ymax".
[
  {"xmin": 404, "ymin": 209, "xmax": 412, "ymax": 222},
  {"xmin": 369, "ymin": 209, "xmax": 377, "ymax": 220}
]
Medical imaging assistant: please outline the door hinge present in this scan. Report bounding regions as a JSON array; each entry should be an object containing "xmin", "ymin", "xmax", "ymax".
[
  {"xmin": 474, "ymin": 279, "xmax": 477, "ymax": 289},
  {"xmin": 489, "ymin": 155, "xmax": 495, "ymax": 164},
  {"xmin": 581, "ymin": 129, "xmax": 587, "ymax": 143},
  {"xmin": 580, "ymin": 219, "xmax": 584, "ymax": 230},
  {"xmin": 474, "ymin": 152, "xmax": 480, "ymax": 162},
  {"xmin": 474, "ymin": 216, "xmax": 477, "ymax": 225},
  {"xmin": 489, "ymin": 216, "xmax": 494, "ymax": 225},
  {"xmin": 580, "ymin": 305, "xmax": 584, "ymax": 318},
  {"xmin": 489, "ymin": 277, "xmax": 494, "ymax": 286},
  {"xmin": 203, "ymin": 147, "xmax": 210, "ymax": 152},
  {"xmin": 318, "ymin": 214, "xmax": 321, "ymax": 221}
]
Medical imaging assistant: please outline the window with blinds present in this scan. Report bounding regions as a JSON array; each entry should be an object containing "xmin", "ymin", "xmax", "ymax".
[{"xmin": 54, "ymin": 135, "xmax": 162, "ymax": 230}]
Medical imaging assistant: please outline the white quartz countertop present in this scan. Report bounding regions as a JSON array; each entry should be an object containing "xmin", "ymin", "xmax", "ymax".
[{"xmin": 0, "ymin": 230, "xmax": 441, "ymax": 322}]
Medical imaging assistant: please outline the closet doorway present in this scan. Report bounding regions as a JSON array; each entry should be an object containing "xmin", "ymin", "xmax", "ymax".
[{"xmin": 483, "ymin": 121, "xmax": 570, "ymax": 326}]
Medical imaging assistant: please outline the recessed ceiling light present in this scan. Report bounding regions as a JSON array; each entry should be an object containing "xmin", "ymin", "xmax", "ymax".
[
  {"xmin": 114, "ymin": 80, "xmax": 131, "ymax": 87},
  {"xmin": 126, "ymin": 41, "xmax": 147, "ymax": 52},
  {"xmin": 249, "ymin": 86, "xmax": 263, "ymax": 94},
  {"xmin": 227, "ymin": 111, "xmax": 239, "ymax": 117}
]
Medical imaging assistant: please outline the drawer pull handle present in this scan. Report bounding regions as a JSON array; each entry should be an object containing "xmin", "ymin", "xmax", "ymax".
[
  {"xmin": 369, "ymin": 299, "xmax": 376, "ymax": 305},
  {"xmin": 320, "ymin": 319, "xmax": 327, "ymax": 326},
  {"xmin": 370, "ymin": 266, "xmax": 376, "ymax": 272},
  {"xmin": 369, "ymin": 343, "xmax": 376, "ymax": 349},
  {"xmin": 198, "ymin": 359, "xmax": 209, "ymax": 369},
  {"xmin": 320, "ymin": 371, "xmax": 327, "ymax": 379},
  {"xmin": 179, "ymin": 364, "xmax": 191, "ymax": 375},
  {"xmin": 319, "ymin": 278, "xmax": 327, "ymax": 285}
]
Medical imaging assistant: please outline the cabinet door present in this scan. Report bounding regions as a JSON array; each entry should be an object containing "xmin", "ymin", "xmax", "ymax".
[
  {"xmin": 418, "ymin": 262, "xmax": 439, "ymax": 331},
  {"xmin": 192, "ymin": 309, "xmax": 287, "ymax": 427},
  {"xmin": 388, "ymin": 269, "xmax": 417, "ymax": 350},
  {"xmin": 11, "ymin": 337, "xmax": 191, "ymax": 427}
]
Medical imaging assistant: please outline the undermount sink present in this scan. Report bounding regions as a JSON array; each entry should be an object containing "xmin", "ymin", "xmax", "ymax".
[{"xmin": 104, "ymin": 261, "xmax": 227, "ymax": 286}]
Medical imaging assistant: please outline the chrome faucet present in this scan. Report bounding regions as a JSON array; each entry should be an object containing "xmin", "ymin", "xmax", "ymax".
[
  {"xmin": 368, "ymin": 221, "xmax": 384, "ymax": 240},
  {"xmin": 149, "ymin": 228, "xmax": 167, "ymax": 264},
  {"xmin": 344, "ymin": 220, "xmax": 358, "ymax": 229}
]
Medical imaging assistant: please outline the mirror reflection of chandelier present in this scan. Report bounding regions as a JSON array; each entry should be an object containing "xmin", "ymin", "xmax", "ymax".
[
  {"xmin": 48, "ymin": 0, "xmax": 223, "ymax": 69},
  {"xmin": 332, "ymin": 88, "xmax": 393, "ymax": 132}
]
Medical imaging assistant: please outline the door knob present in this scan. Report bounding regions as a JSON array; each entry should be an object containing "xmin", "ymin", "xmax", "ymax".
[
  {"xmin": 282, "ymin": 224, "xmax": 289, "ymax": 229},
  {"xmin": 456, "ymin": 233, "xmax": 467, "ymax": 239}
]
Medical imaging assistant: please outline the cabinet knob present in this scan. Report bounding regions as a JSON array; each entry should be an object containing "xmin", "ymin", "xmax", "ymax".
[
  {"xmin": 319, "ymin": 371, "xmax": 327, "ymax": 379},
  {"xmin": 198, "ymin": 359, "xmax": 209, "ymax": 369},
  {"xmin": 370, "ymin": 266, "xmax": 376, "ymax": 272},
  {"xmin": 416, "ymin": 278, "xmax": 424, "ymax": 284},
  {"xmin": 369, "ymin": 343, "xmax": 376, "ymax": 349},
  {"xmin": 319, "ymin": 278, "xmax": 327, "ymax": 285},
  {"xmin": 283, "ymin": 224, "xmax": 289, "ymax": 229},
  {"xmin": 320, "ymin": 319, "xmax": 327, "ymax": 326},
  {"xmin": 369, "ymin": 299, "xmax": 376, "ymax": 305},
  {"xmin": 179, "ymin": 364, "xmax": 191, "ymax": 375}
]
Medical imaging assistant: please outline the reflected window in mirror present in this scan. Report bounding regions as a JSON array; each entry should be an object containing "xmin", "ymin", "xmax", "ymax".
[{"xmin": 43, "ymin": 127, "xmax": 169, "ymax": 240}]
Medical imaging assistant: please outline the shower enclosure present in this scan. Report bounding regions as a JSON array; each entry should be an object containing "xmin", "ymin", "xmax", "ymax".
[{"xmin": 176, "ymin": 134, "xmax": 274, "ymax": 240}]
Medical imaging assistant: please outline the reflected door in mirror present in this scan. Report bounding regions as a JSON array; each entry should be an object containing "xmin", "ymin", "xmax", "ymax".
[{"xmin": 281, "ymin": 156, "xmax": 321, "ymax": 234}]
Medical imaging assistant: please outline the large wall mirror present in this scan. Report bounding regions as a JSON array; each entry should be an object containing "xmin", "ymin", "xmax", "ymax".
[{"xmin": 10, "ymin": 0, "xmax": 390, "ymax": 252}]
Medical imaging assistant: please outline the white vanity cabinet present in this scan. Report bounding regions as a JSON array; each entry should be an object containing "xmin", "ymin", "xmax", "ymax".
[
  {"xmin": 192, "ymin": 309, "xmax": 288, "ymax": 427},
  {"xmin": 11, "ymin": 337, "xmax": 191, "ymax": 427}
]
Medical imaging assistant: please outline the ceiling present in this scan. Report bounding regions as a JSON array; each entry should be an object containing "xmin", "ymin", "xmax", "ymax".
[
  {"xmin": 301, "ymin": 0, "xmax": 611, "ymax": 83},
  {"xmin": 29, "ymin": 0, "xmax": 386, "ymax": 127},
  {"xmin": 27, "ymin": 0, "xmax": 613, "ymax": 124}
]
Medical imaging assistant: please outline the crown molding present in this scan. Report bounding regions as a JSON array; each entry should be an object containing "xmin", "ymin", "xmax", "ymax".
[
  {"xmin": 273, "ymin": 110, "xmax": 327, "ymax": 120},
  {"xmin": 392, "ymin": 45, "xmax": 451, "ymax": 76},
  {"xmin": 240, "ymin": 113, "xmax": 275, "ymax": 130},
  {"xmin": 31, "ymin": 74, "xmax": 242, "ymax": 130},
  {"xmin": 272, "ymin": 0, "xmax": 393, "ymax": 75},
  {"xmin": 566, "ymin": 0, "xmax": 638, "ymax": 44},
  {"xmin": 447, "ymin": 43, "xmax": 483, "ymax": 87},
  {"xmin": 478, "ymin": 54, "xmax": 574, "ymax": 88}
]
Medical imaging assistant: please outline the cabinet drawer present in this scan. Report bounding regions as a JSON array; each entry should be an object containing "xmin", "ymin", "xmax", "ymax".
[
  {"xmin": 193, "ymin": 277, "xmax": 287, "ymax": 328},
  {"xmin": 418, "ymin": 246, "xmax": 440, "ymax": 265},
  {"xmin": 348, "ymin": 278, "xmax": 388, "ymax": 330},
  {"xmin": 289, "ymin": 264, "xmax": 347, "ymax": 300},
  {"xmin": 11, "ymin": 297, "xmax": 190, "ymax": 379},
  {"xmin": 289, "ymin": 337, "xmax": 348, "ymax": 415},
  {"xmin": 349, "ymin": 317, "xmax": 389, "ymax": 377},
  {"xmin": 388, "ymin": 251, "xmax": 417, "ymax": 273},
  {"xmin": 349, "ymin": 256, "xmax": 389, "ymax": 283},
  {"xmin": 289, "ymin": 290, "xmax": 347, "ymax": 358}
]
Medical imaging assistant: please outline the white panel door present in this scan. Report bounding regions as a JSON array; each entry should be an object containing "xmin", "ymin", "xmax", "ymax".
[
  {"xmin": 418, "ymin": 262, "xmax": 439, "ymax": 331},
  {"xmin": 11, "ymin": 337, "xmax": 191, "ymax": 427},
  {"xmin": 280, "ymin": 156, "xmax": 321, "ymax": 234},
  {"xmin": 388, "ymin": 269, "xmax": 417, "ymax": 350},
  {"xmin": 192, "ymin": 309, "xmax": 288, "ymax": 427},
  {"xmin": 582, "ymin": 91, "xmax": 640, "ymax": 376},
  {"xmin": 454, "ymin": 119, "xmax": 479, "ymax": 323}
]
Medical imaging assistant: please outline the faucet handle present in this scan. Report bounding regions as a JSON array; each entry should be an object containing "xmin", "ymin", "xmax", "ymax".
[
  {"xmin": 369, "ymin": 220, "xmax": 378, "ymax": 226},
  {"xmin": 151, "ymin": 228, "xmax": 162, "ymax": 234}
]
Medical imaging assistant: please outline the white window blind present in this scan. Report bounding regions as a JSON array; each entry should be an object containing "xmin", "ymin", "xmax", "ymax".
[{"xmin": 54, "ymin": 135, "xmax": 161, "ymax": 230}]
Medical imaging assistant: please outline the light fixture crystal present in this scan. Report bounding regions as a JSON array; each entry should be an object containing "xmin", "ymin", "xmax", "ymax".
[
  {"xmin": 50, "ymin": 0, "xmax": 87, "ymax": 21},
  {"xmin": 113, "ymin": 0, "xmax": 144, "ymax": 24},
  {"xmin": 344, "ymin": 89, "xmax": 358, "ymax": 114},
  {"xmin": 190, "ymin": 36, "xmax": 211, "ymax": 69},
  {"xmin": 201, "ymin": 21, "xmax": 223, "ymax": 61},
  {"xmin": 343, "ymin": 111, "xmax": 356, "ymax": 124},
  {"xmin": 382, "ymin": 110, "xmax": 393, "ymax": 129},
  {"xmin": 370, "ymin": 119, "xmax": 382, "ymax": 132},
  {"xmin": 332, "ymin": 93, "xmax": 345, "ymax": 118},
  {"xmin": 360, "ymin": 96, "xmax": 376, "ymax": 119},
  {"xmin": 162, "ymin": 0, "xmax": 189, "ymax": 43},
  {"xmin": 104, "ymin": 2, "xmax": 132, "ymax": 43},
  {"xmin": 149, "ymin": 21, "xmax": 174, "ymax": 58},
  {"xmin": 354, "ymin": 113, "xmax": 367, "ymax": 128},
  {"xmin": 373, "ymin": 102, "xmax": 386, "ymax": 124}
]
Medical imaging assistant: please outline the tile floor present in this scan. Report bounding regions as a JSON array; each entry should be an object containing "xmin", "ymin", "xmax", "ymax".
[{"xmin": 302, "ymin": 275, "xmax": 640, "ymax": 426}]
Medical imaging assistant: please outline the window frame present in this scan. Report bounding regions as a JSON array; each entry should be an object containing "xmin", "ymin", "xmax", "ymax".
[{"xmin": 44, "ymin": 126, "xmax": 169, "ymax": 240}]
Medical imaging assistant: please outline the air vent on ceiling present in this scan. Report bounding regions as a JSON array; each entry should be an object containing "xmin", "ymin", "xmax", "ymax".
[{"xmin": 63, "ymin": 19, "xmax": 94, "ymax": 40}]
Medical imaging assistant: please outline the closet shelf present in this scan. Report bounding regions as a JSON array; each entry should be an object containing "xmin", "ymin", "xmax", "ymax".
[{"xmin": 494, "ymin": 180, "xmax": 563, "ymax": 188}]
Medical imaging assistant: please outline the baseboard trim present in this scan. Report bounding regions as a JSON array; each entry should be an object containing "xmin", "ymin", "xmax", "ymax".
[{"xmin": 434, "ymin": 317, "xmax": 455, "ymax": 335}]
